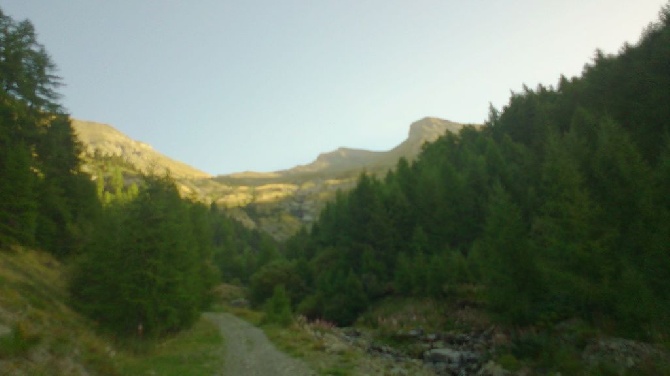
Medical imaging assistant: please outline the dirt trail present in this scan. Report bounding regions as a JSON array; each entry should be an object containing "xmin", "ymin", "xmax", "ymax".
[{"xmin": 204, "ymin": 312, "xmax": 315, "ymax": 376}]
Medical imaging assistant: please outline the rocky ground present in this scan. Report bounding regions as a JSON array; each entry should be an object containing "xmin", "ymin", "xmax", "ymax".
[
  {"xmin": 308, "ymin": 322, "xmax": 503, "ymax": 376},
  {"xmin": 304, "ymin": 320, "xmax": 670, "ymax": 376},
  {"xmin": 216, "ymin": 291, "xmax": 670, "ymax": 376}
]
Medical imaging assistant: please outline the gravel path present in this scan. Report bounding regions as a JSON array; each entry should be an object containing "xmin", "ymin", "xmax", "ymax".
[{"xmin": 204, "ymin": 312, "xmax": 315, "ymax": 376}]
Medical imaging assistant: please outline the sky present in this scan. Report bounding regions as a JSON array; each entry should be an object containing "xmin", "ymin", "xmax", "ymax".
[{"xmin": 2, "ymin": 1, "xmax": 667, "ymax": 175}]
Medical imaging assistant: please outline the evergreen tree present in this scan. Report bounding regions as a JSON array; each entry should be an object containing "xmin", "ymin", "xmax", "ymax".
[
  {"xmin": 394, "ymin": 252, "xmax": 414, "ymax": 296},
  {"xmin": 0, "ymin": 9, "xmax": 98, "ymax": 254},
  {"xmin": 249, "ymin": 260, "xmax": 305, "ymax": 308},
  {"xmin": 471, "ymin": 183, "xmax": 542, "ymax": 325},
  {"xmin": 0, "ymin": 9, "xmax": 62, "ymax": 111},
  {"xmin": 530, "ymin": 130, "xmax": 609, "ymax": 322},
  {"xmin": 264, "ymin": 285, "xmax": 293, "ymax": 327},
  {"xmin": 71, "ymin": 175, "xmax": 212, "ymax": 336},
  {"xmin": 320, "ymin": 270, "xmax": 368, "ymax": 326},
  {"xmin": 0, "ymin": 136, "xmax": 36, "ymax": 246}
]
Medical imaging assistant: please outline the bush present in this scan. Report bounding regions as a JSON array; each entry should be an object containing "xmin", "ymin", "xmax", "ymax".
[
  {"xmin": 249, "ymin": 260, "xmax": 306, "ymax": 308},
  {"xmin": 264, "ymin": 285, "xmax": 293, "ymax": 327}
]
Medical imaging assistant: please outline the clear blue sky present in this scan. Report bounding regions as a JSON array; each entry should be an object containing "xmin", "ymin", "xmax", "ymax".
[{"xmin": 2, "ymin": 1, "xmax": 666, "ymax": 175}]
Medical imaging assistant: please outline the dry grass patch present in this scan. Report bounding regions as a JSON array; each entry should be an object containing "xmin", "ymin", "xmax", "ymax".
[{"xmin": 0, "ymin": 246, "xmax": 118, "ymax": 375}]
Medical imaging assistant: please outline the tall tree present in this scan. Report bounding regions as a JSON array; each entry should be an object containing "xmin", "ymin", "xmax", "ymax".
[
  {"xmin": 0, "ymin": 8, "xmax": 98, "ymax": 254},
  {"xmin": 0, "ymin": 9, "xmax": 62, "ymax": 111},
  {"xmin": 469, "ymin": 184, "xmax": 542, "ymax": 325},
  {"xmin": 71, "ymin": 175, "xmax": 213, "ymax": 336}
]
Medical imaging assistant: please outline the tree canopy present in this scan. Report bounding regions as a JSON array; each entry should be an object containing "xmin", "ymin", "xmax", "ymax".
[
  {"xmin": 280, "ymin": 7, "xmax": 670, "ymax": 335},
  {"xmin": 0, "ymin": 8, "xmax": 98, "ymax": 255}
]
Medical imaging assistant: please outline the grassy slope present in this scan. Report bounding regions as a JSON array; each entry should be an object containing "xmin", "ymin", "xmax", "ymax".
[
  {"xmin": 0, "ymin": 246, "xmax": 224, "ymax": 375},
  {"xmin": 0, "ymin": 246, "xmax": 117, "ymax": 374}
]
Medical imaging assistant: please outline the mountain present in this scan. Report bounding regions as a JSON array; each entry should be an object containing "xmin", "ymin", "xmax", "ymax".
[
  {"xmin": 75, "ymin": 117, "xmax": 478, "ymax": 239},
  {"xmin": 72, "ymin": 119, "xmax": 211, "ymax": 179},
  {"xmin": 215, "ymin": 117, "xmax": 470, "ymax": 183}
]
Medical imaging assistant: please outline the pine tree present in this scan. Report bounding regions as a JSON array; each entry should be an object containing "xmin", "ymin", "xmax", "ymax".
[
  {"xmin": 0, "ymin": 136, "xmax": 36, "ymax": 246},
  {"xmin": 264, "ymin": 285, "xmax": 292, "ymax": 327},
  {"xmin": 394, "ymin": 252, "xmax": 414, "ymax": 296},
  {"xmin": 531, "ymin": 130, "xmax": 603, "ymax": 320},
  {"xmin": 71, "ymin": 174, "xmax": 211, "ymax": 336},
  {"xmin": 472, "ymin": 183, "xmax": 542, "ymax": 325},
  {"xmin": 0, "ymin": 9, "xmax": 62, "ymax": 111},
  {"xmin": 0, "ymin": 9, "xmax": 98, "ymax": 254}
]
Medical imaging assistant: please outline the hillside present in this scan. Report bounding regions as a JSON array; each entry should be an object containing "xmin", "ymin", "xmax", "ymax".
[
  {"xmin": 0, "ymin": 246, "xmax": 117, "ymax": 374},
  {"xmin": 72, "ymin": 119, "xmax": 211, "ymax": 179},
  {"xmin": 77, "ymin": 117, "xmax": 476, "ymax": 239}
]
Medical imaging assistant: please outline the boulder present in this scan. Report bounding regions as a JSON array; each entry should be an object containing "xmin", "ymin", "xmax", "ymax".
[
  {"xmin": 408, "ymin": 328, "xmax": 424, "ymax": 338},
  {"xmin": 424, "ymin": 348, "xmax": 463, "ymax": 364},
  {"xmin": 476, "ymin": 361, "xmax": 510, "ymax": 376}
]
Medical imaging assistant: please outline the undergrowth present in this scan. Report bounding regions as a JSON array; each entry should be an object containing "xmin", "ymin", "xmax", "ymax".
[
  {"xmin": 0, "ymin": 247, "xmax": 226, "ymax": 375},
  {"xmin": 114, "ymin": 318, "xmax": 223, "ymax": 376}
]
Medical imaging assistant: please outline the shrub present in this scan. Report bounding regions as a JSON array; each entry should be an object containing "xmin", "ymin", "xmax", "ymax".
[{"xmin": 264, "ymin": 285, "xmax": 293, "ymax": 327}]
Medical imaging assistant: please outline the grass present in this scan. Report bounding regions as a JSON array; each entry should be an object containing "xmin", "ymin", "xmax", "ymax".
[
  {"xmin": 0, "ymin": 320, "xmax": 41, "ymax": 358},
  {"xmin": 0, "ymin": 246, "xmax": 227, "ymax": 375},
  {"xmin": 114, "ymin": 318, "xmax": 223, "ymax": 376},
  {"xmin": 0, "ymin": 246, "xmax": 118, "ymax": 374},
  {"xmin": 262, "ymin": 322, "xmax": 360, "ymax": 376}
]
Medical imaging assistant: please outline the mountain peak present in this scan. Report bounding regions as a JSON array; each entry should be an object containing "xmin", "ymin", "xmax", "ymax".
[
  {"xmin": 316, "ymin": 147, "xmax": 376, "ymax": 162},
  {"xmin": 72, "ymin": 119, "xmax": 211, "ymax": 179},
  {"xmin": 408, "ymin": 117, "xmax": 461, "ymax": 141}
]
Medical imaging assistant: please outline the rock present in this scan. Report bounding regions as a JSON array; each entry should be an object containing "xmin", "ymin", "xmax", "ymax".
[
  {"xmin": 461, "ymin": 350, "xmax": 480, "ymax": 364},
  {"xmin": 582, "ymin": 337, "xmax": 667, "ymax": 372},
  {"xmin": 424, "ymin": 348, "xmax": 480, "ymax": 365},
  {"xmin": 424, "ymin": 348, "xmax": 463, "ymax": 364},
  {"xmin": 477, "ymin": 360, "xmax": 510, "ymax": 376},
  {"xmin": 408, "ymin": 328, "xmax": 424, "ymax": 338}
]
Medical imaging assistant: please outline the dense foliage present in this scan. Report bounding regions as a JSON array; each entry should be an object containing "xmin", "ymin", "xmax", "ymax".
[
  {"xmin": 69, "ymin": 175, "xmax": 219, "ymax": 336},
  {"xmin": 0, "ymin": 8, "xmax": 99, "ymax": 256},
  {"xmin": 279, "ymin": 7, "xmax": 670, "ymax": 337},
  {"xmin": 70, "ymin": 156, "xmax": 282, "ymax": 336},
  {"xmin": 70, "ymin": 167, "xmax": 282, "ymax": 336}
]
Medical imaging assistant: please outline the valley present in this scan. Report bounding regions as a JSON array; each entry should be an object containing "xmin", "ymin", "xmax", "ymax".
[
  {"xmin": 74, "ymin": 117, "xmax": 477, "ymax": 239},
  {"xmin": 3, "ymin": 4, "xmax": 670, "ymax": 375}
]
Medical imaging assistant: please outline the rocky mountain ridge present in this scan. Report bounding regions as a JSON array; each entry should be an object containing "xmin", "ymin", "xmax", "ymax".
[
  {"xmin": 74, "ymin": 117, "xmax": 478, "ymax": 239},
  {"xmin": 72, "ymin": 119, "xmax": 211, "ymax": 179},
  {"xmin": 218, "ymin": 117, "xmax": 466, "ymax": 181}
]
